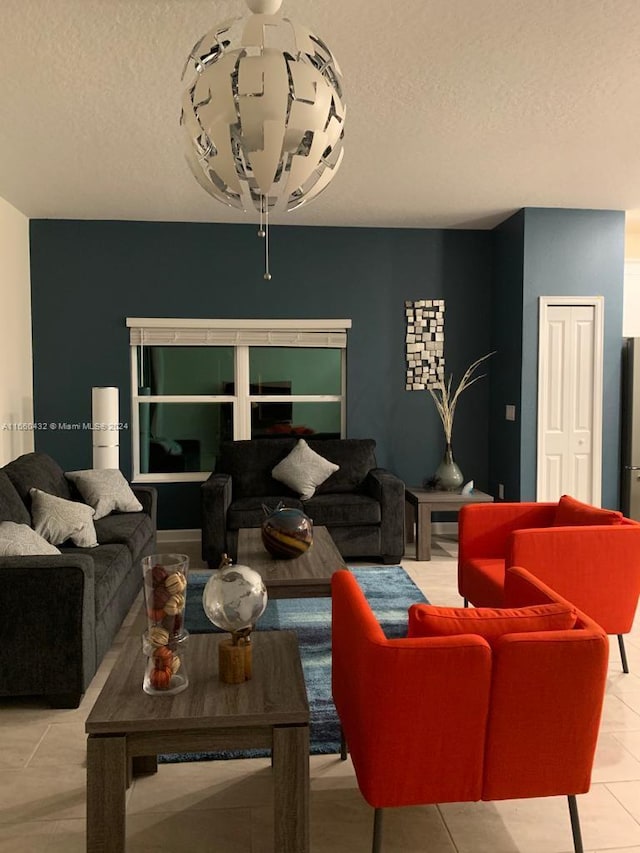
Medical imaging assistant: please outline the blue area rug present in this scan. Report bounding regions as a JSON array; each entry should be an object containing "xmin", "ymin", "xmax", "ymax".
[{"xmin": 159, "ymin": 566, "xmax": 428, "ymax": 763}]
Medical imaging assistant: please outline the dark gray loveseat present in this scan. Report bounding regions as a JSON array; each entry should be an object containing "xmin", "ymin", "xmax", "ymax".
[
  {"xmin": 0, "ymin": 452, "xmax": 156, "ymax": 708},
  {"xmin": 201, "ymin": 438, "xmax": 405, "ymax": 568}
]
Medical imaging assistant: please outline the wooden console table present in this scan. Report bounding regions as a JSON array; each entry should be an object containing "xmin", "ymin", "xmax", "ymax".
[{"xmin": 405, "ymin": 487, "xmax": 494, "ymax": 561}]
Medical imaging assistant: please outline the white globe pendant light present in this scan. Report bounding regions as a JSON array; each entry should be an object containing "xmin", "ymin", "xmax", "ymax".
[{"xmin": 180, "ymin": 0, "xmax": 346, "ymax": 278}]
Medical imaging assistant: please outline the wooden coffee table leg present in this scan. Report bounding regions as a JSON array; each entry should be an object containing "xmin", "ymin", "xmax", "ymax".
[
  {"xmin": 127, "ymin": 754, "xmax": 158, "ymax": 787},
  {"xmin": 273, "ymin": 725, "xmax": 310, "ymax": 853},
  {"xmin": 416, "ymin": 503, "xmax": 432, "ymax": 561},
  {"xmin": 87, "ymin": 734, "xmax": 127, "ymax": 852},
  {"xmin": 132, "ymin": 754, "xmax": 158, "ymax": 776}
]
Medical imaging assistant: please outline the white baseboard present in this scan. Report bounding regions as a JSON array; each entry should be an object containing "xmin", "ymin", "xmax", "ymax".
[
  {"xmin": 157, "ymin": 528, "xmax": 202, "ymax": 543},
  {"xmin": 431, "ymin": 521, "xmax": 458, "ymax": 535},
  {"xmin": 157, "ymin": 524, "xmax": 458, "ymax": 543}
]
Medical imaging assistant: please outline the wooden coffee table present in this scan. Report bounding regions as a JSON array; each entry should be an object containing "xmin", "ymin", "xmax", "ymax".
[
  {"xmin": 85, "ymin": 631, "xmax": 309, "ymax": 853},
  {"xmin": 237, "ymin": 525, "xmax": 346, "ymax": 598},
  {"xmin": 405, "ymin": 487, "xmax": 494, "ymax": 560}
]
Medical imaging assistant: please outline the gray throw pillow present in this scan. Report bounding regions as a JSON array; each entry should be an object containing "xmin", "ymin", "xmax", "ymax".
[
  {"xmin": 271, "ymin": 438, "xmax": 339, "ymax": 500},
  {"xmin": 65, "ymin": 469, "xmax": 143, "ymax": 520},
  {"xmin": 0, "ymin": 521, "xmax": 61, "ymax": 556},
  {"xmin": 29, "ymin": 488, "xmax": 98, "ymax": 548}
]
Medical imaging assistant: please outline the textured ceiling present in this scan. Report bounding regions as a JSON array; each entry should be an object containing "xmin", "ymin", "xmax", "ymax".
[{"xmin": 1, "ymin": 0, "xmax": 640, "ymax": 230}]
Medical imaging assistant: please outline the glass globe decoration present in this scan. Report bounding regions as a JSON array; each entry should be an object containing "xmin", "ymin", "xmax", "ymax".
[
  {"xmin": 262, "ymin": 504, "xmax": 313, "ymax": 559},
  {"xmin": 202, "ymin": 563, "xmax": 268, "ymax": 636}
]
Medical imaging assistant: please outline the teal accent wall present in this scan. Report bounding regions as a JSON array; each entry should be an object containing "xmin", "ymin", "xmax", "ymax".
[
  {"xmin": 485, "ymin": 207, "xmax": 625, "ymax": 509},
  {"xmin": 29, "ymin": 221, "xmax": 493, "ymax": 528},
  {"xmin": 519, "ymin": 208, "xmax": 625, "ymax": 506},
  {"xmin": 28, "ymin": 212, "xmax": 625, "ymax": 526},
  {"xmin": 489, "ymin": 210, "xmax": 524, "ymax": 502}
]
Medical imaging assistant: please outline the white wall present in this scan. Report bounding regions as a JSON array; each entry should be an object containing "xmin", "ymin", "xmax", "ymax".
[
  {"xmin": 624, "ymin": 260, "xmax": 640, "ymax": 338},
  {"xmin": 0, "ymin": 197, "xmax": 34, "ymax": 464}
]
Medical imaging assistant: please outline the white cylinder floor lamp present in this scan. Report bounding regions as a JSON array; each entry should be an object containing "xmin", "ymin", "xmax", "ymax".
[{"xmin": 92, "ymin": 386, "xmax": 119, "ymax": 469}]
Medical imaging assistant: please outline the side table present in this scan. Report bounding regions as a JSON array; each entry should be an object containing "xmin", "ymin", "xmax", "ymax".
[{"xmin": 405, "ymin": 487, "xmax": 494, "ymax": 561}]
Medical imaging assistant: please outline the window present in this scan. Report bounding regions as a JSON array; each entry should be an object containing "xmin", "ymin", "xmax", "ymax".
[{"xmin": 127, "ymin": 319, "xmax": 351, "ymax": 482}]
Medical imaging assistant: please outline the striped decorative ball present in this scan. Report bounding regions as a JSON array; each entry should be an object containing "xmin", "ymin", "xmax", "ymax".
[{"xmin": 261, "ymin": 506, "xmax": 313, "ymax": 560}]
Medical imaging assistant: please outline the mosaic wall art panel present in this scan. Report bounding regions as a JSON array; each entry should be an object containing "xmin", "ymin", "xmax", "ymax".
[{"xmin": 405, "ymin": 299, "xmax": 445, "ymax": 390}]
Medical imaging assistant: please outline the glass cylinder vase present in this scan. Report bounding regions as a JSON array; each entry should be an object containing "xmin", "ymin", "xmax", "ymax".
[
  {"xmin": 141, "ymin": 553, "xmax": 190, "ymax": 694},
  {"xmin": 142, "ymin": 630, "xmax": 189, "ymax": 695}
]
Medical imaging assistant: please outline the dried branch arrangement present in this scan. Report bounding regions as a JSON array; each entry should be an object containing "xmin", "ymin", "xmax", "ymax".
[{"xmin": 428, "ymin": 352, "xmax": 495, "ymax": 444}]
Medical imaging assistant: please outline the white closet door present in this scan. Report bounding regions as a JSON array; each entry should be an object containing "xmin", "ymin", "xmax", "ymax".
[{"xmin": 537, "ymin": 298, "xmax": 603, "ymax": 504}]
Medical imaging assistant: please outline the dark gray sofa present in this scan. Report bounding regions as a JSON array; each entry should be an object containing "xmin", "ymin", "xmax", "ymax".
[
  {"xmin": 0, "ymin": 452, "xmax": 157, "ymax": 708},
  {"xmin": 201, "ymin": 438, "xmax": 405, "ymax": 568}
]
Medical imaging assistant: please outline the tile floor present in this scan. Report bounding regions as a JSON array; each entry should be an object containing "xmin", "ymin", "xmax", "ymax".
[{"xmin": 1, "ymin": 534, "xmax": 640, "ymax": 852}]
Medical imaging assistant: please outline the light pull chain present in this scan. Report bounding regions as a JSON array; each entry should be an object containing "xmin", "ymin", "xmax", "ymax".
[
  {"xmin": 264, "ymin": 203, "xmax": 271, "ymax": 280},
  {"xmin": 257, "ymin": 194, "xmax": 271, "ymax": 280}
]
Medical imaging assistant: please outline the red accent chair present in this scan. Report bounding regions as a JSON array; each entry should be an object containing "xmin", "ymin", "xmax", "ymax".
[
  {"xmin": 331, "ymin": 567, "xmax": 609, "ymax": 853},
  {"xmin": 458, "ymin": 498, "xmax": 640, "ymax": 672}
]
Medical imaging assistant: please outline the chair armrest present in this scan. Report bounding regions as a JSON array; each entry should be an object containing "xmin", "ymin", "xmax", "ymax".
[
  {"xmin": 132, "ymin": 485, "xmax": 157, "ymax": 530},
  {"xmin": 485, "ymin": 606, "xmax": 609, "ymax": 800},
  {"xmin": 458, "ymin": 502, "xmax": 557, "ymax": 562},
  {"xmin": 201, "ymin": 472, "xmax": 233, "ymax": 565},
  {"xmin": 0, "ymin": 554, "xmax": 97, "ymax": 698},
  {"xmin": 508, "ymin": 525, "xmax": 640, "ymax": 633},
  {"xmin": 505, "ymin": 565, "xmax": 606, "ymax": 632},
  {"xmin": 364, "ymin": 468, "xmax": 405, "ymax": 560},
  {"xmin": 504, "ymin": 564, "xmax": 573, "ymax": 608}
]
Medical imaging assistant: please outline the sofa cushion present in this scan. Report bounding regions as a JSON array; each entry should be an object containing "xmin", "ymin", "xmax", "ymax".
[
  {"xmin": 271, "ymin": 439, "xmax": 339, "ymax": 500},
  {"xmin": 0, "ymin": 521, "xmax": 61, "ymax": 556},
  {"xmin": 218, "ymin": 437, "xmax": 379, "ymax": 499},
  {"xmin": 304, "ymin": 493, "xmax": 381, "ymax": 527},
  {"xmin": 310, "ymin": 439, "xmax": 377, "ymax": 494},
  {"xmin": 66, "ymin": 469, "xmax": 143, "ymax": 520},
  {"xmin": 0, "ymin": 471, "xmax": 31, "ymax": 525},
  {"xmin": 30, "ymin": 488, "xmax": 98, "ymax": 548},
  {"xmin": 4, "ymin": 452, "xmax": 73, "ymax": 506},
  {"xmin": 93, "ymin": 512, "xmax": 154, "ymax": 558},
  {"xmin": 218, "ymin": 439, "xmax": 300, "ymax": 499},
  {"xmin": 553, "ymin": 494, "xmax": 623, "ymax": 527},
  {"xmin": 227, "ymin": 496, "xmax": 304, "ymax": 530},
  {"xmin": 408, "ymin": 602, "xmax": 577, "ymax": 645}
]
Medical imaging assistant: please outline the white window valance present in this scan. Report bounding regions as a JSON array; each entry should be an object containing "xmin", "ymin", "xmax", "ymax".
[{"xmin": 127, "ymin": 318, "xmax": 351, "ymax": 348}]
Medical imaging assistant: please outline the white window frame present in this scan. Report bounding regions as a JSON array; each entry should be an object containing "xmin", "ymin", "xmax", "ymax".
[{"xmin": 127, "ymin": 318, "xmax": 351, "ymax": 483}]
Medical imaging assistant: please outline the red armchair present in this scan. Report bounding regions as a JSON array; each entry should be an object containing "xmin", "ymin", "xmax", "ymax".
[
  {"xmin": 458, "ymin": 498, "xmax": 640, "ymax": 672},
  {"xmin": 331, "ymin": 567, "xmax": 608, "ymax": 853}
]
